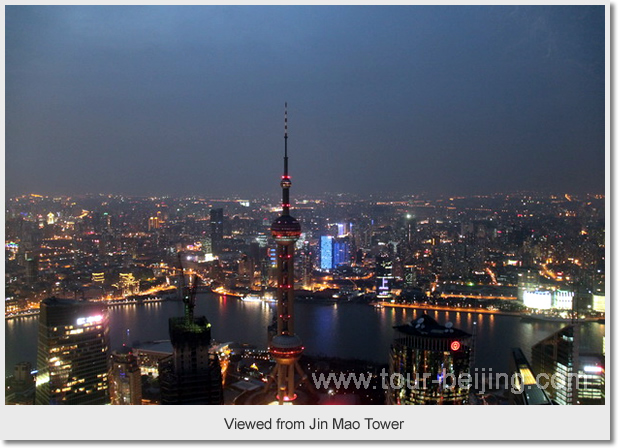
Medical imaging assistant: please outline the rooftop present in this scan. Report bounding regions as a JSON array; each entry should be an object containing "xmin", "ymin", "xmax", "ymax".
[{"xmin": 393, "ymin": 313, "xmax": 471, "ymax": 339}]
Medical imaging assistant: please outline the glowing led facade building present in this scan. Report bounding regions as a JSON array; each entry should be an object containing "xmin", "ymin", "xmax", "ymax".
[
  {"xmin": 376, "ymin": 253, "xmax": 394, "ymax": 298},
  {"xmin": 35, "ymin": 297, "xmax": 110, "ymax": 405},
  {"xmin": 269, "ymin": 103, "xmax": 306, "ymax": 404},
  {"xmin": 320, "ymin": 236, "xmax": 333, "ymax": 270},
  {"xmin": 333, "ymin": 237, "xmax": 350, "ymax": 267}
]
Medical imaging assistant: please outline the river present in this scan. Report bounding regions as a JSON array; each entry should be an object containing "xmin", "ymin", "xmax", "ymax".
[{"xmin": 5, "ymin": 294, "xmax": 605, "ymax": 377}]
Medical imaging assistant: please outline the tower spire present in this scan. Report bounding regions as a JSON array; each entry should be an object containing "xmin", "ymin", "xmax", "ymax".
[{"xmin": 281, "ymin": 102, "xmax": 291, "ymax": 216}]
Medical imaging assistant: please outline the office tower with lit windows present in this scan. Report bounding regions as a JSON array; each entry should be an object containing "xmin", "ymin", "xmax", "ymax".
[
  {"xmin": 387, "ymin": 314, "xmax": 473, "ymax": 405},
  {"xmin": 210, "ymin": 208, "xmax": 224, "ymax": 256},
  {"xmin": 109, "ymin": 347, "xmax": 142, "ymax": 405},
  {"xmin": 578, "ymin": 355, "xmax": 605, "ymax": 405},
  {"xmin": 148, "ymin": 216, "xmax": 160, "ymax": 231},
  {"xmin": 333, "ymin": 237, "xmax": 351, "ymax": 268},
  {"xmin": 531, "ymin": 325, "xmax": 579, "ymax": 405},
  {"xmin": 268, "ymin": 103, "xmax": 307, "ymax": 405},
  {"xmin": 592, "ymin": 268, "xmax": 605, "ymax": 312},
  {"xmin": 517, "ymin": 268, "xmax": 540, "ymax": 302},
  {"xmin": 24, "ymin": 251, "xmax": 39, "ymax": 285},
  {"xmin": 35, "ymin": 297, "xmax": 110, "ymax": 405},
  {"xmin": 376, "ymin": 252, "xmax": 394, "ymax": 298},
  {"xmin": 530, "ymin": 325, "xmax": 605, "ymax": 405}
]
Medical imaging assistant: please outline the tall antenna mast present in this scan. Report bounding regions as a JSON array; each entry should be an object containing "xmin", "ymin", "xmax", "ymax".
[{"xmin": 281, "ymin": 102, "xmax": 291, "ymax": 216}]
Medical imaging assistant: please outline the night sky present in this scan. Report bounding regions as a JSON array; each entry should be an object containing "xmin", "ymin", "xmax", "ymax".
[{"xmin": 6, "ymin": 6, "xmax": 605, "ymax": 198}]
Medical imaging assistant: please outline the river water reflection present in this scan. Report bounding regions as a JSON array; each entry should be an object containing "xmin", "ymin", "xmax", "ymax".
[{"xmin": 5, "ymin": 294, "xmax": 605, "ymax": 376}]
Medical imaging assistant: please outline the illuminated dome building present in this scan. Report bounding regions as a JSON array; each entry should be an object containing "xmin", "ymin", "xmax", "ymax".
[{"xmin": 387, "ymin": 313, "xmax": 473, "ymax": 405}]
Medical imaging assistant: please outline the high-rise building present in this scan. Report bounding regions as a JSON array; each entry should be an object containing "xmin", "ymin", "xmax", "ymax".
[
  {"xmin": 531, "ymin": 326, "xmax": 604, "ymax": 405},
  {"xmin": 35, "ymin": 297, "xmax": 110, "ymax": 405},
  {"xmin": 148, "ymin": 216, "xmax": 160, "ymax": 231},
  {"xmin": 268, "ymin": 103, "xmax": 306, "ymax": 404},
  {"xmin": 320, "ymin": 236, "xmax": 333, "ymax": 271},
  {"xmin": 210, "ymin": 208, "xmax": 224, "ymax": 256},
  {"xmin": 517, "ymin": 268, "xmax": 540, "ymax": 302},
  {"xmin": 592, "ymin": 269, "xmax": 605, "ymax": 312},
  {"xmin": 333, "ymin": 237, "xmax": 350, "ymax": 268},
  {"xmin": 387, "ymin": 314, "xmax": 473, "ymax": 405},
  {"xmin": 403, "ymin": 265, "xmax": 417, "ymax": 288},
  {"xmin": 109, "ymin": 347, "xmax": 142, "ymax": 405},
  {"xmin": 577, "ymin": 355, "xmax": 605, "ymax": 405},
  {"xmin": 24, "ymin": 251, "xmax": 39, "ymax": 285},
  {"xmin": 159, "ymin": 275, "xmax": 223, "ymax": 405},
  {"xmin": 531, "ymin": 325, "xmax": 579, "ymax": 405},
  {"xmin": 375, "ymin": 253, "xmax": 394, "ymax": 298},
  {"xmin": 508, "ymin": 348, "xmax": 552, "ymax": 405}
]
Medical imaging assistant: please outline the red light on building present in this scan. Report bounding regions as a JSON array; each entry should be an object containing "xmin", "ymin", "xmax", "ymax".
[{"xmin": 450, "ymin": 341, "xmax": 461, "ymax": 351}]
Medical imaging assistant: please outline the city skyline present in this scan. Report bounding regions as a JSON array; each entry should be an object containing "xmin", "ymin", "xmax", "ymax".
[{"xmin": 6, "ymin": 5, "xmax": 605, "ymax": 198}]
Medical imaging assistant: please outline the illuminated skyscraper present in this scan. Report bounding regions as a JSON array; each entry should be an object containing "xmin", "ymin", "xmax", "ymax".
[
  {"xmin": 109, "ymin": 347, "xmax": 142, "ymax": 405},
  {"xmin": 35, "ymin": 297, "xmax": 110, "ymax": 405},
  {"xmin": 333, "ymin": 237, "xmax": 350, "ymax": 267},
  {"xmin": 268, "ymin": 103, "xmax": 306, "ymax": 404},
  {"xmin": 531, "ymin": 325, "xmax": 579, "ymax": 405},
  {"xmin": 376, "ymin": 252, "xmax": 394, "ymax": 298},
  {"xmin": 320, "ymin": 236, "xmax": 333, "ymax": 271},
  {"xmin": 388, "ymin": 314, "xmax": 473, "ymax": 405}
]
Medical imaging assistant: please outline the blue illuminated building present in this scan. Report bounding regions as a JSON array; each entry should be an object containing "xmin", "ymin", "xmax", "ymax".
[{"xmin": 320, "ymin": 236, "xmax": 333, "ymax": 270}]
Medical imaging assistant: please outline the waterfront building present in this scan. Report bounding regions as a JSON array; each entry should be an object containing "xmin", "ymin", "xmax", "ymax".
[
  {"xmin": 517, "ymin": 268, "xmax": 540, "ymax": 302},
  {"xmin": 523, "ymin": 290, "xmax": 552, "ymax": 310},
  {"xmin": 109, "ymin": 347, "xmax": 142, "ymax": 405},
  {"xmin": 35, "ymin": 297, "xmax": 110, "ymax": 405},
  {"xmin": 388, "ymin": 314, "xmax": 473, "ymax": 405},
  {"xmin": 552, "ymin": 290, "xmax": 574, "ymax": 310},
  {"xmin": 522, "ymin": 289, "xmax": 573, "ymax": 311}
]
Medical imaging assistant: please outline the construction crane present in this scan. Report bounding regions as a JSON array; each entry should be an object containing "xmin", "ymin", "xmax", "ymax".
[{"xmin": 177, "ymin": 252, "xmax": 198, "ymax": 325}]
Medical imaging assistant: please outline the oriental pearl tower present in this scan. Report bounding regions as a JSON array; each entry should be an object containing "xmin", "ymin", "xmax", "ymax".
[{"xmin": 268, "ymin": 103, "xmax": 306, "ymax": 404}]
